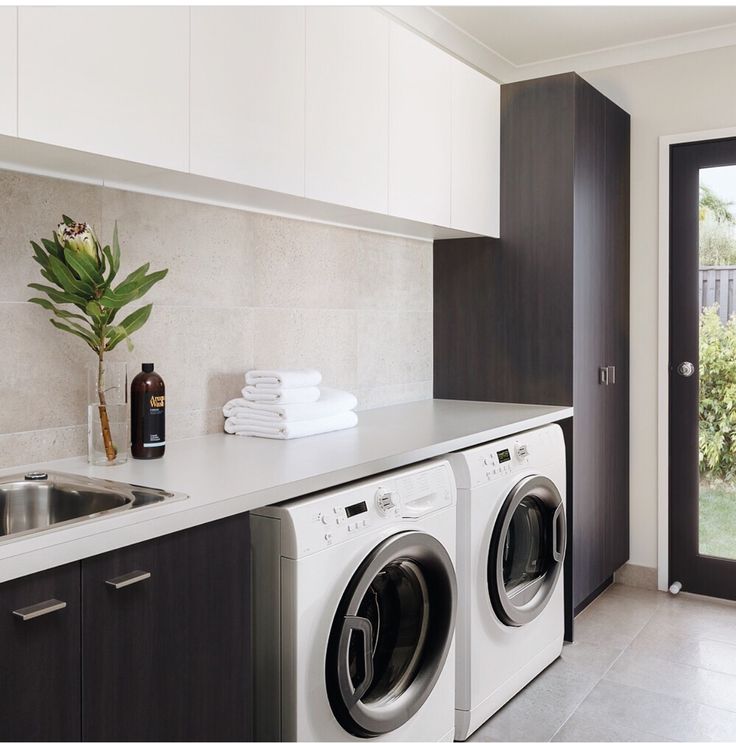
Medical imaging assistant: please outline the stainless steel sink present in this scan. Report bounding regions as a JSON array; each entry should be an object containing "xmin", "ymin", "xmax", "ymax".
[{"xmin": 0, "ymin": 471, "xmax": 187, "ymax": 543}]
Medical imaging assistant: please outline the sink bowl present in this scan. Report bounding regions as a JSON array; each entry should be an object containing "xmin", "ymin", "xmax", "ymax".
[{"xmin": 0, "ymin": 471, "xmax": 187, "ymax": 543}]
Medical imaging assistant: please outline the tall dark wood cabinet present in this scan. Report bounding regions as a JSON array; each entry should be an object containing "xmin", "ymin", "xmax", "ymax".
[{"xmin": 434, "ymin": 72, "xmax": 630, "ymax": 621}]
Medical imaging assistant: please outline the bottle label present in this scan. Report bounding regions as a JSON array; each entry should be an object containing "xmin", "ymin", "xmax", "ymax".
[{"xmin": 143, "ymin": 393, "xmax": 166, "ymax": 447}]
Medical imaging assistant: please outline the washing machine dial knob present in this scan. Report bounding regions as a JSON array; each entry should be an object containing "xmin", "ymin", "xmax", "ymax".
[
  {"xmin": 375, "ymin": 487, "xmax": 396, "ymax": 515},
  {"xmin": 515, "ymin": 443, "xmax": 529, "ymax": 459}
]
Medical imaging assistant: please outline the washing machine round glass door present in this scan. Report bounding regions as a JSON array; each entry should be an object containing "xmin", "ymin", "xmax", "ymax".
[
  {"xmin": 325, "ymin": 530, "xmax": 456, "ymax": 738},
  {"xmin": 487, "ymin": 474, "xmax": 566, "ymax": 627}
]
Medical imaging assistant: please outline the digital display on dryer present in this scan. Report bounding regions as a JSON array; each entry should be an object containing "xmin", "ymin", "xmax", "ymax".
[
  {"xmin": 497, "ymin": 449, "xmax": 511, "ymax": 463},
  {"xmin": 345, "ymin": 501, "xmax": 368, "ymax": 518}
]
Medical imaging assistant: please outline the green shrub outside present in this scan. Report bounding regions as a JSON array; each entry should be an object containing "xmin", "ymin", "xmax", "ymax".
[{"xmin": 700, "ymin": 306, "xmax": 736, "ymax": 480}]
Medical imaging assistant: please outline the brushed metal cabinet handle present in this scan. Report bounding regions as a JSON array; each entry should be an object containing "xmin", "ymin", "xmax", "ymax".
[
  {"xmin": 105, "ymin": 570, "xmax": 151, "ymax": 589},
  {"xmin": 607, "ymin": 365, "xmax": 616, "ymax": 385},
  {"xmin": 13, "ymin": 598, "xmax": 67, "ymax": 621}
]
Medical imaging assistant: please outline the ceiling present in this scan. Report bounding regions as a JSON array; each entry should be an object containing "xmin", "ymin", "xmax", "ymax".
[{"xmin": 430, "ymin": 6, "xmax": 736, "ymax": 67}]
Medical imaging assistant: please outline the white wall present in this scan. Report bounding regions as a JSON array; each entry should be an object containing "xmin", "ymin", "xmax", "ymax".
[{"xmin": 580, "ymin": 45, "xmax": 736, "ymax": 568}]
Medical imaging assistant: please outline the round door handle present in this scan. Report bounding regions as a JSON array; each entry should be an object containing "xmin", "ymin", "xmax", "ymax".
[{"xmin": 677, "ymin": 361, "xmax": 695, "ymax": 377}]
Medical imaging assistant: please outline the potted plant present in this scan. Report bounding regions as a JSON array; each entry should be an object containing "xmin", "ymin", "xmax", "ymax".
[{"xmin": 27, "ymin": 216, "xmax": 167, "ymax": 464}]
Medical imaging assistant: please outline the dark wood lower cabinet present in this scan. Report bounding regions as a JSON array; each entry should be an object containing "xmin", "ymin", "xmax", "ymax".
[
  {"xmin": 0, "ymin": 513, "xmax": 251, "ymax": 742},
  {"xmin": 0, "ymin": 562, "xmax": 81, "ymax": 742},
  {"xmin": 82, "ymin": 513, "xmax": 251, "ymax": 742}
]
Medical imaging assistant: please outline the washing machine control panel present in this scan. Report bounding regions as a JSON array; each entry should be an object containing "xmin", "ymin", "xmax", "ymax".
[
  {"xmin": 282, "ymin": 460, "xmax": 456, "ymax": 557},
  {"xmin": 447, "ymin": 425, "xmax": 564, "ymax": 490}
]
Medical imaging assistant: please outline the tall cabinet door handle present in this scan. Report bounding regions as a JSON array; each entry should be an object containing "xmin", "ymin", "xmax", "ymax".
[
  {"xmin": 599, "ymin": 367, "xmax": 609, "ymax": 385},
  {"xmin": 105, "ymin": 570, "xmax": 151, "ymax": 589},
  {"xmin": 12, "ymin": 598, "xmax": 67, "ymax": 621},
  {"xmin": 607, "ymin": 365, "xmax": 616, "ymax": 384}
]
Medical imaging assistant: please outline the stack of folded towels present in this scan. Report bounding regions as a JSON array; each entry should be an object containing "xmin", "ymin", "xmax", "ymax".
[{"xmin": 223, "ymin": 368, "xmax": 358, "ymax": 440}]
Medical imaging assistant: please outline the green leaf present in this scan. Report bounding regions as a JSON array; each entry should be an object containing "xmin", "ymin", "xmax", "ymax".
[
  {"xmin": 28, "ymin": 297, "xmax": 94, "ymax": 326},
  {"xmin": 48, "ymin": 318, "xmax": 99, "ymax": 352},
  {"xmin": 47, "ymin": 254, "xmax": 92, "ymax": 297},
  {"xmin": 41, "ymin": 237, "xmax": 62, "ymax": 259},
  {"xmin": 114, "ymin": 262, "xmax": 150, "ymax": 293},
  {"xmin": 85, "ymin": 300, "xmax": 103, "ymax": 321},
  {"xmin": 99, "ymin": 269, "xmax": 167, "ymax": 309},
  {"xmin": 30, "ymin": 241, "xmax": 50, "ymax": 269},
  {"xmin": 112, "ymin": 223, "xmax": 121, "ymax": 272},
  {"xmin": 28, "ymin": 282, "xmax": 87, "ymax": 309},
  {"xmin": 62, "ymin": 214, "xmax": 75, "ymax": 227},
  {"xmin": 105, "ymin": 303, "xmax": 152, "ymax": 351},
  {"xmin": 65, "ymin": 248, "xmax": 103, "ymax": 287}
]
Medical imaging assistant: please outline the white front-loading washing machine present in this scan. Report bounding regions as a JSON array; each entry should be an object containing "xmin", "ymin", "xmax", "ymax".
[
  {"xmin": 250, "ymin": 459, "xmax": 458, "ymax": 742},
  {"xmin": 447, "ymin": 424, "xmax": 567, "ymax": 741}
]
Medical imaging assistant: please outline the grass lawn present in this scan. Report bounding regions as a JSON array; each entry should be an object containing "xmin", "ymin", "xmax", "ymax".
[{"xmin": 699, "ymin": 479, "xmax": 736, "ymax": 559}]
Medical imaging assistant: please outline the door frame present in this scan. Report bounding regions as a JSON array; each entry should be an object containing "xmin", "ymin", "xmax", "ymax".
[{"xmin": 657, "ymin": 126, "xmax": 736, "ymax": 591}]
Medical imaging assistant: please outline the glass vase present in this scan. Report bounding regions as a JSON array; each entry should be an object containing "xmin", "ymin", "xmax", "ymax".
[{"xmin": 88, "ymin": 361, "xmax": 129, "ymax": 466}]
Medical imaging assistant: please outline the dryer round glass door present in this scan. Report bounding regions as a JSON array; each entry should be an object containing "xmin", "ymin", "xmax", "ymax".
[
  {"xmin": 488, "ymin": 475, "xmax": 566, "ymax": 627},
  {"xmin": 325, "ymin": 531, "xmax": 456, "ymax": 738}
]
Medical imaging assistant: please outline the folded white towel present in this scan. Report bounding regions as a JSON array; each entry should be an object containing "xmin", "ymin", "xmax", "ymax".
[
  {"xmin": 245, "ymin": 368, "xmax": 322, "ymax": 389},
  {"xmin": 222, "ymin": 397, "xmax": 249, "ymax": 417},
  {"xmin": 225, "ymin": 410, "xmax": 358, "ymax": 439},
  {"xmin": 243, "ymin": 385, "xmax": 320, "ymax": 404},
  {"xmin": 228, "ymin": 387, "xmax": 357, "ymax": 422}
]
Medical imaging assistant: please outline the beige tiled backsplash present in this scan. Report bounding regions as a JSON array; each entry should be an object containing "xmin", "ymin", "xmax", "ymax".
[{"xmin": 0, "ymin": 169, "xmax": 433, "ymax": 468}]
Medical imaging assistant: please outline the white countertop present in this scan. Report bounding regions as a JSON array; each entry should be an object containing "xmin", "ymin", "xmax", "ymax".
[{"xmin": 0, "ymin": 399, "xmax": 572, "ymax": 583}]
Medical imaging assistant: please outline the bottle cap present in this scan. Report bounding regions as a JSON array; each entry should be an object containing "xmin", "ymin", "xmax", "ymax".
[{"xmin": 142, "ymin": 363, "xmax": 154, "ymax": 373}]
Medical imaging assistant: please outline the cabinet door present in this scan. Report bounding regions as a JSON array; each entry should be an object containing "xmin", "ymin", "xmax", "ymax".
[
  {"xmin": 305, "ymin": 7, "xmax": 389, "ymax": 213},
  {"xmin": 451, "ymin": 59, "xmax": 500, "ymax": 237},
  {"xmin": 604, "ymin": 96, "xmax": 631, "ymax": 576},
  {"xmin": 17, "ymin": 7, "xmax": 189, "ymax": 170},
  {"xmin": 82, "ymin": 514, "xmax": 251, "ymax": 742},
  {"xmin": 388, "ymin": 22, "xmax": 452, "ymax": 227},
  {"xmin": 0, "ymin": 7, "xmax": 17, "ymax": 136},
  {"xmin": 190, "ymin": 7, "xmax": 305, "ymax": 196},
  {"xmin": 0, "ymin": 563, "xmax": 81, "ymax": 742}
]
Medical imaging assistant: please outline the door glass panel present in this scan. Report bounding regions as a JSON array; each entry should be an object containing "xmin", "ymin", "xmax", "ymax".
[
  {"xmin": 698, "ymin": 165, "xmax": 736, "ymax": 559},
  {"xmin": 502, "ymin": 496, "xmax": 551, "ymax": 597},
  {"xmin": 348, "ymin": 559, "xmax": 429, "ymax": 704}
]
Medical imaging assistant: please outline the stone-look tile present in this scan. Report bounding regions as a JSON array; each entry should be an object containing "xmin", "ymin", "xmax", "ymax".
[
  {"xmin": 573, "ymin": 584, "xmax": 662, "ymax": 650},
  {"xmin": 357, "ymin": 381, "xmax": 433, "ymax": 410},
  {"xmin": 0, "ymin": 303, "xmax": 91, "ymax": 433},
  {"xmin": 356, "ymin": 231, "xmax": 432, "ymax": 312},
  {"xmin": 110, "ymin": 305, "xmax": 254, "ymax": 414},
  {"xmin": 253, "ymin": 308, "xmax": 357, "ymax": 391},
  {"xmin": 615, "ymin": 562, "xmax": 658, "ymax": 590},
  {"xmin": 607, "ymin": 646, "xmax": 736, "ymax": 714},
  {"xmin": 645, "ymin": 594, "xmax": 736, "ymax": 645},
  {"xmin": 568, "ymin": 678, "xmax": 736, "ymax": 742},
  {"xmin": 630, "ymin": 621, "xmax": 736, "ymax": 676},
  {"xmin": 469, "ymin": 657, "xmax": 602, "ymax": 742},
  {"xmin": 553, "ymin": 709, "xmax": 675, "ymax": 742},
  {"xmin": 357, "ymin": 311, "xmax": 432, "ymax": 387},
  {"xmin": 0, "ymin": 169, "xmax": 103, "ymax": 302},
  {"xmin": 559, "ymin": 639, "xmax": 623, "ymax": 677},
  {"xmin": 166, "ymin": 408, "xmax": 224, "ymax": 441},
  {"xmin": 101, "ymin": 187, "xmax": 255, "ymax": 308},
  {"xmin": 0, "ymin": 425, "xmax": 86, "ymax": 469},
  {"xmin": 251, "ymin": 214, "xmax": 359, "ymax": 309}
]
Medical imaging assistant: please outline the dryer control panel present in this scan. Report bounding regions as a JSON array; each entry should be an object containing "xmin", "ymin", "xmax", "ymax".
[
  {"xmin": 447, "ymin": 424, "xmax": 565, "ymax": 490},
  {"xmin": 261, "ymin": 459, "xmax": 456, "ymax": 559}
]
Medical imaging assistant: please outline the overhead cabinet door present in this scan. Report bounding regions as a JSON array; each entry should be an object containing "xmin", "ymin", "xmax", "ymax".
[
  {"xmin": 0, "ymin": 7, "xmax": 17, "ymax": 136},
  {"xmin": 388, "ymin": 22, "xmax": 452, "ymax": 227},
  {"xmin": 305, "ymin": 7, "xmax": 389, "ymax": 213},
  {"xmin": 451, "ymin": 60, "xmax": 500, "ymax": 237},
  {"xmin": 190, "ymin": 7, "xmax": 305, "ymax": 196},
  {"xmin": 17, "ymin": 7, "xmax": 189, "ymax": 170}
]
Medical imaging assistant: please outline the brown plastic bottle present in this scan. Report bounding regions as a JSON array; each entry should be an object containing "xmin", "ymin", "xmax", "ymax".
[{"xmin": 131, "ymin": 363, "xmax": 166, "ymax": 459}]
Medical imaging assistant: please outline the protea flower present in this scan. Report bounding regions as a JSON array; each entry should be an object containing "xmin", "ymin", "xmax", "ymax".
[{"xmin": 56, "ymin": 219, "xmax": 100, "ymax": 267}]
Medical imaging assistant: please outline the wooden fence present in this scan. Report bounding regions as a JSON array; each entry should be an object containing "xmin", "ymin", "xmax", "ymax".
[{"xmin": 700, "ymin": 266, "xmax": 736, "ymax": 323}]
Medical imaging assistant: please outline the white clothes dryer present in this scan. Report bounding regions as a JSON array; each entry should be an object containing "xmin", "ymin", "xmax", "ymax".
[
  {"xmin": 447, "ymin": 424, "xmax": 567, "ymax": 740},
  {"xmin": 251, "ymin": 459, "xmax": 458, "ymax": 742}
]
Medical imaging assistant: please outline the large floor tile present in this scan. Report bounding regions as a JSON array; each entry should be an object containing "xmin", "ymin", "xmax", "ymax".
[
  {"xmin": 468, "ymin": 656, "xmax": 601, "ymax": 742},
  {"xmin": 644, "ymin": 595, "xmax": 736, "ymax": 645},
  {"xmin": 607, "ymin": 646, "xmax": 736, "ymax": 714},
  {"xmin": 630, "ymin": 621, "xmax": 736, "ymax": 676},
  {"xmin": 552, "ymin": 707, "xmax": 674, "ymax": 742},
  {"xmin": 569, "ymin": 678, "xmax": 736, "ymax": 742}
]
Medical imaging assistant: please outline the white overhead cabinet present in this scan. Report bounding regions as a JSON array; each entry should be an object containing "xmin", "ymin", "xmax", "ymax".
[
  {"xmin": 17, "ymin": 7, "xmax": 189, "ymax": 171},
  {"xmin": 388, "ymin": 22, "xmax": 452, "ymax": 227},
  {"xmin": 190, "ymin": 7, "xmax": 305, "ymax": 197},
  {"xmin": 451, "ymin": 60, "xmax": 500, "ymax": 237},
  {"xmin": 305, "ymin": 7, "xmax": 389, "ymax": 214},
  {"xmin": 0, "ymin": 7, "xmax": 17, "ymax": 136}
]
